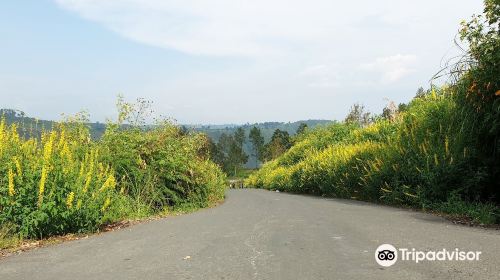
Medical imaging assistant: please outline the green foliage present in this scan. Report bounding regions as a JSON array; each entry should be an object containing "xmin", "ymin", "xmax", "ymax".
[
  {"xmin": 246, "ymin": 0, "xmax": 499, "ymax": 224},
  {"xmin": 454, "ymin": 0, "xmax": 500, "ymax": 202},
  {"xmin": 344, "ymin": 103, "xmax": 372, "ymax": 126},
  {"xmin": 209, "ymin": 129, "xmax": 249, "ymax": 175},
  {"xmin": 296, "ymin": 123, "xmax": 308, "ymax": 135},
  {"xmin": 264, "ymin": 129, "xmax": 292, "ymax": 161},
  {"xmin": 432, "ymin": 194, "xmax": 498, "ymax": 225},
  {"xmin": 195, "ymin": 120, "xmax": 332, "ymax": 168},
  {"xmin": 0, "ymin": 99, "xmax": 227, "ymax": 240},
  {"xmin": 249, "ymin": 126, "xmax": 265, "ymax": 168},
  {"xmin": 247, "ymin": 90, "xmax": 498, "ymax": 223}
]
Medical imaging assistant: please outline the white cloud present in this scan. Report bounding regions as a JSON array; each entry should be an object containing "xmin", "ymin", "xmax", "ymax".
[
  {"xmin": 55, "ymin": 0, "xmax": 345, "ymax": 56},
  {"xmin": 40, "ymin": 0, "xmax": 484, "ymax": 123},
  {"xmin": 299, "ymin": 64, "xmax": 341, "ymax": 88},
  {"xmin": 360, "ymin": 54, "xmax": 417, "ymax": 83},
  {"xmin": 54, "ymin": 0, "xmax": 460, "ymax": 58}
]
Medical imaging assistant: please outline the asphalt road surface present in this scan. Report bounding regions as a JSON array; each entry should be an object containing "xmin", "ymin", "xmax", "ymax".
[{"xmin": 1, "ymin": 189, "xmax": 499, "ymax": 280}]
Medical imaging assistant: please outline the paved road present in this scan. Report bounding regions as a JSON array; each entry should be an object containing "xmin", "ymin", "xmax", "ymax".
[{"xmin": 1, "ymin": 189, "xmax": 499, "ymax": 279}]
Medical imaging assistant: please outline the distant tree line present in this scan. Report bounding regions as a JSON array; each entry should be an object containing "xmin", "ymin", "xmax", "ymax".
[{"xmin": 208, "ymin": 123, "xmax": 309, "ymax": 175}]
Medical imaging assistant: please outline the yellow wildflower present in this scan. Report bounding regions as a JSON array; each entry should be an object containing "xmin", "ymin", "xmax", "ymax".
[
  {"xmin": 8, "ymin": 168, "xmax": 15, "ymax": 196},
  {"xmin": 38, "ymin": 131, "xmax": 56, "ymax": 206},
  {"xmin": 100, "ymin": 174, "xmax": 116, "ymax": 192},
  {"xmin": 66, "ymin": 192, "xmax": 75, "ymax": 209},
  {"xmin": 0, "ymin": 118, "xmax": 5, "ymax": 156},
  {"xmin": 10, "ymin": 124, "xmax": 19, "ymax": 143},
  {"xmin": 38, "ymin": 166, "xmax": 48, "ymax": 206},
  {"xmin": 83, "ymin": 150, "xmax": 95, "ymax": 193},
  {"xmin": 13, "ymin": 157, "xmax": 22, "ymax": 178},
  {"xmin": 79, "ymin": 162, "xmax": 85, "ymax": 178},
  {"xmin": 102, "ymin": 197, "xmax": 111, "ymax": 211},
  {"xmin": 58, "ymin": 129, "xmax": 66, "ymax": 148}
]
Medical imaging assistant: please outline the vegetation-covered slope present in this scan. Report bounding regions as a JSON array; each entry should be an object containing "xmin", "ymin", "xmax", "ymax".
[{"xmin": 247, "ymin": 0, "xmax": 500, "ymax": 224}]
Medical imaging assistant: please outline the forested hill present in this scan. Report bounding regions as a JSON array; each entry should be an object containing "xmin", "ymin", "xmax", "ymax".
[
  {"xmin": 1, "ymin": 109, "xmax": 330, "ymax": 140},
  {"xmin": 0, "ymin": 109, "xmax": 107, "ymax": 139},
  {"xmin": 1, "ymin": 108, "xmax": 331, "ymax": 168},
  {"xmin": 189, "ymin": 120, "xmax": 332, "ymax": 143}
]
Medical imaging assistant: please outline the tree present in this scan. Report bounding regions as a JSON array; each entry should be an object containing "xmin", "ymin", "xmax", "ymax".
[
  {"xmin": 234, "ymin": 127, "xmax": 246, "ymax": 147},
  {"xmin": 344, "ymin": 103, "xmax": 372, "ymax": 126},
  {"xmin": 296, "ymin": 123, "xmax": 308, "ymax": 135},
  {"xmin": 397, "ymin": 103, "xmax": 408, "ymax": 113},
  {"xmin": 212, "ymin": 131, "xmax": 248, "ymax": 175},
  {"xmin": 207, "ymin": 137, "xmax": 225, "ymax": 167},
  {"xmin": 264, "ymin": 129, "xmax": 291, "ymax": 161},
  {"xmin": 249, "ymin": 126, "xmax": 265, "ymax": 168},
  {"xmin": 228, "ymin": 135, "xmax": 248, "ymax": 175},
  {"xmin": 381, "ymin": 100, "xmax": 398, "ymax": 122},
  {"xmin": 179, "ymin": 125, "xmax": 190, "ymax": 136},
  {"xmin": 415, "ymin": 87, "xmax": 427, "ymax": 99}
]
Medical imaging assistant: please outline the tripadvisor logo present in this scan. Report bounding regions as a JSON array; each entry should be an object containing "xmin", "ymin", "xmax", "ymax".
[
  {"xmin": 375, "ymin": 244, "xmax": 398, "ymax": 267},
  {"xmin": 375, "ymin": 244, "xmax": 482, "ymax": 267}
]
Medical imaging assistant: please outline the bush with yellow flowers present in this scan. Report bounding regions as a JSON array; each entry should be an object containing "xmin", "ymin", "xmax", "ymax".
[
  {"xmin": 0, "ymin": 119, "xmax": 125, "ymax": 238},
  {"xmin": 0, "ymin": 103, "xmax": 227, "ymax": 240}
]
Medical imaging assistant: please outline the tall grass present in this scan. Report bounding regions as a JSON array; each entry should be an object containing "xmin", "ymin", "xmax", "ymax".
[
  {"xmin": 247, "ymin": 1, "xmax": 499, "ymax": 224},
  {"xmin": 247, "ymin": 88, "xmax": 499, "ymax": 224}
]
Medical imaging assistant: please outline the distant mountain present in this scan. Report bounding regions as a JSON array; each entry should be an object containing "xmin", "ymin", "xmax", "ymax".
[
  {"xmin": 190, "ymin": 120, "xmax": 333, "ymax": 168},
  {"xmin": 2, "ymin": 108, "xmax": 333, "ymax": 168},
  {"xmin": 0, "ymin": 109, "xmax": 106, "ymax": 139},
  {"xmin": 189, "ymin": 120, "xmax": 332, "ymax": 143}
]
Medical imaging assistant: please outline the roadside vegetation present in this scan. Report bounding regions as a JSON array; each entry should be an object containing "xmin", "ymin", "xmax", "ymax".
[
  {"xmin": 0, "ymin": 97, "xmax": 226, "ymax": 248},
  {"xmin": 247, "ymin": 0, "xmax": 500, "ymax": 224},
  {"xmin": 208, "ymin": 122, "xmax": 308, "ymax": 176}
]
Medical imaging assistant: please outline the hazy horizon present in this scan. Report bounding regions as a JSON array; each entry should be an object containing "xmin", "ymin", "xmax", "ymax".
[{"xmin": 1, "ymin": 1, "xmax": 483, "ymax": 124}]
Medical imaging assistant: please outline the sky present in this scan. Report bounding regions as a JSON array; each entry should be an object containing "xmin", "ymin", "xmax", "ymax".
[{"xmin": 0, "ymin": 0, "xmax": 484, "ymax": 124}]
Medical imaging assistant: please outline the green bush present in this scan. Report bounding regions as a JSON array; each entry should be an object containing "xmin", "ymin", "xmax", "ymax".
[{"xmin": 0, "ymin": 108, "xmax": 226, "ymax": 240}]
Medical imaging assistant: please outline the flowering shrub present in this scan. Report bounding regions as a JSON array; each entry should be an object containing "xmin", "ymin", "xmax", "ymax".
[{"xmin": 0, "ymin": 116, "xmax": 226, "ymax": 239}]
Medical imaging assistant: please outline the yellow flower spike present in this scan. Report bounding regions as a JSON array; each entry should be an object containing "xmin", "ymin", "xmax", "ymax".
[
  {"xmin": 431, "ymin": 89, "xmax": 437, "ymax": 99},
  {"xmin": 10, "ymin": 124, "xmax": 20, "ymax": 143},
  {"xmin": 83, "ymin": 172, "xmax": 92, "ymax": 194},
  {"xmin": 99, "ymin": 174, "xmax": 116, "ymax": 192},
  {"xmin": 0, "ymin": 118, "xmax": 5, "ymax": 156},
  {"xmin": 13, "ymin": 156, "xmax": 22, "ymax": 178},
  {"xmin": 66, "ymin": 192, "xmax": 75, "ymax": 209},
  {"xmin": 38, "ymin": 166, "xmax": 48, "ymax": 206},
  {"xmin": 102, "ymin": 197, "xmax": 111, "ymax": 212},
  {"xmin": 83, "ymin": 150, "xmax": 95, "ymax": 193},
  {"xmin": 79, "ymin": 161, "xmax": 85, "ymax": 178},
  {"xmin": 58, "ymin": 129, "xmax": 66, "ymax": 148},
  {"xmin": 434, "ymin": 153, "xmax": 439, "ymax": 166},
  {"xmin": 8, "ymin": 168, "xmax": 15, "ymax": 196},
  {"xmin": 76, "ymin": 199, "xmax": 82, "ymax": 210},
  {"xmin": 38, "ymin": 131, "xmax": 56, "ymax": 207}
]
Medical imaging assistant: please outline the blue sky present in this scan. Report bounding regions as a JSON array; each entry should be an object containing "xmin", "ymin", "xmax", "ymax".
[{"xmin": 1, "ymin": 0, "xmax": 483, "ymax": 124}]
